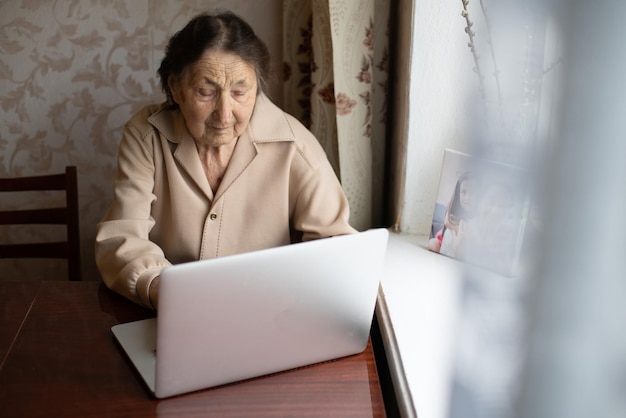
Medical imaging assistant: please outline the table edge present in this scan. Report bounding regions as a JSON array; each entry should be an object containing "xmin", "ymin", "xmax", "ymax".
[{"xmin": 376, "ymin": 288, "xmax": 417, "ymax": 418}]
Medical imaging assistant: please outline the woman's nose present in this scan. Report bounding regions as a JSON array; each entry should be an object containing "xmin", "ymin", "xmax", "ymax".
[{"xmin": 214, "ymin": 95, "xmax": 231, "ymax": 122}]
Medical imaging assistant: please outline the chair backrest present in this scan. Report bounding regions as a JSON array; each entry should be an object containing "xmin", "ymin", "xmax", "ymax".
[{"xmin": 0, "ymin": 166, "xmax": 81, "ymax": 280}]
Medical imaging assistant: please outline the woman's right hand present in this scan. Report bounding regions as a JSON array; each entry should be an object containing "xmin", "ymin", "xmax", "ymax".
[{"xmin": 149, "ymin": 276, "xmax": 160, "ymax": 310}]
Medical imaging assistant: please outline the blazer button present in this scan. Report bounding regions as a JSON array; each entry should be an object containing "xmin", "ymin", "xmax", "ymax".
[{"xmin": 210, "ymin": 213, "xmax": 217, "ymax": 220}]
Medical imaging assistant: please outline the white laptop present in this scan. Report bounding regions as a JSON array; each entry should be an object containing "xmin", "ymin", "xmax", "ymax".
[{"xmin": 111, "ymin": 228, "xmax": 389, "ymax": 399}]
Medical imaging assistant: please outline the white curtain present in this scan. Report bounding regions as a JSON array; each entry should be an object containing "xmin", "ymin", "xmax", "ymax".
[{"xmin": 283, "ymin": 0, "xmax": 390, "ymax": 231}]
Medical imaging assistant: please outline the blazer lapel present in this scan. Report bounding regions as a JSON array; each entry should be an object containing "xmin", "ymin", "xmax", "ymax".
[
  {"xmin": 214, "ymin": 132, "xmax": 256, "ymax": 202},
  {"xmin": 214, "ymin": 94, "xmax": 294, "ymax": 201},
  {"xmin": 174, "ymin": 133, "xmax": 215, "ymax": 200},
  {"xmin": 149, "ymin": 95, "xmax": 295, "ymax": 203}
]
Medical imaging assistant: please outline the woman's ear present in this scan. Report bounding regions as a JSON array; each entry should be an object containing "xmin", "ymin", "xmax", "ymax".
[{"xmin": 168, "ymin": 75, "xmax": 181, "ymax": 105}]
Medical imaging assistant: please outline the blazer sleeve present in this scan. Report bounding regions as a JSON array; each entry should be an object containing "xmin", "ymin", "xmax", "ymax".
[
  {"xmin": 95, "ymin": 118, "xmax": 171, "ymax": 308},
  {"xmin": 289, "ymin": 134, "xmax": 357, "ymax": 240}
]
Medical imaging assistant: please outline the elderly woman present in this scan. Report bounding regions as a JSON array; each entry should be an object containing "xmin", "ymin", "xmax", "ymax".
[{"xmin": 95, "ymin": 11, "xmax": 355, "ymax": 309}]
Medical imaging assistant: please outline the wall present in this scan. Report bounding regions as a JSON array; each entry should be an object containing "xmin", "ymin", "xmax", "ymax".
[
  {"xmin": 399, "ymin": 1, "xmax": 554, "ymax": 235},
  {"xmin": 0, "ymin": 0, "xmax": 283, "ymax": 281},
  {"xmin": 400, "ymin": 1, "xmax": 477, "ymax": 234}
]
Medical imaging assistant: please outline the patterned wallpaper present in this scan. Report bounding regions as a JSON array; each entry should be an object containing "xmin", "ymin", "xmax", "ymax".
[{"xmin": 0, "ymin": 0, "xmax": 283, "ymax": 281}]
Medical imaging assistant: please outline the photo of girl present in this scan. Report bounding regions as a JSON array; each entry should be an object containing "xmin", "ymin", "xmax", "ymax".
[
  {"xmin": 428, "ymin": 171, "xmax": 479, "ymax": 254},
  {"xmin": 428, "ymin": 149, "xmax": 527, "ymax": 276}
]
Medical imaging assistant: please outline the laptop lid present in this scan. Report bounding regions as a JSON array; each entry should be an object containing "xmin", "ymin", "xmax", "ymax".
[{"xmin": 113, "ymin": 228, "xmax": 389, "ymax": 399}]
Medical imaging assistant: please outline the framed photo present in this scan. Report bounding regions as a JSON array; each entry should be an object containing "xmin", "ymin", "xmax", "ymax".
[{"xmin": 427, "ymin": 149, "xmax": 529, "ymax": 276}]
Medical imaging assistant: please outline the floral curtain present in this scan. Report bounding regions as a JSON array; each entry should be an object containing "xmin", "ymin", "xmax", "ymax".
[{"xmin": 282, "ymin": 0, "xmax": 390, "ymax": 231}]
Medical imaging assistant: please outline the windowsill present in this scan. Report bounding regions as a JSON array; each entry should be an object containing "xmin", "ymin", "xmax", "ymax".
[{"xmin": 376, "ymin": 231, "xmax": 464, "ymax": 418}]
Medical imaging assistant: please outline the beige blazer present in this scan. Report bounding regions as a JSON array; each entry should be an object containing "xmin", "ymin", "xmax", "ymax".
[{"xmin": 95, "ymin": 94, "xmax": 356, "ymax": 308}]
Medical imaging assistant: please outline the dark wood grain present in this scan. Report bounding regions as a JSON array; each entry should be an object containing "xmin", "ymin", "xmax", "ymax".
[
  {"xmin": 0, "ymin": 281, "xmax": 386, "ymax": 417},
  {"xmin": 0, "ymin": 281, "xmax": 41, "ymax": 367}
]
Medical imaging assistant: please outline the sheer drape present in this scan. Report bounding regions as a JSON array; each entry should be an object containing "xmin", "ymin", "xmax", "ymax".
[{"xmin": 283, "ymin": 0, "xmax": 390, "ymax": 231}]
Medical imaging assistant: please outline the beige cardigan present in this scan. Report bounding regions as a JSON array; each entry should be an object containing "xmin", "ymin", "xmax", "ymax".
[{"xmin": 95, "ymin": 94, "xmax": 355, "ymax": 308}]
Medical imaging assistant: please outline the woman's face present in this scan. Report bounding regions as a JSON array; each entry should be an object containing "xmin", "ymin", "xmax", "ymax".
[
  {"xmin": 459, "ymin": 179, "xmax": 474, "ymax": 211},
  {"xmin": 169, "ymin": 49, "xmax": 258, "ymax": 147}
]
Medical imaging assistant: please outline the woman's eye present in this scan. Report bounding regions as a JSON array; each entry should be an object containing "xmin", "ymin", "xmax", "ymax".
[{"xmin": 198, "ymin": 88, "xmax": 216, "ymax": 97}]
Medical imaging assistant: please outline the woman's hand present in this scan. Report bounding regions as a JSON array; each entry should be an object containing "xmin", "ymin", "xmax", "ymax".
[{"xmin": 149, "ymin": 276, "xmax": 160, "ymax": 310}]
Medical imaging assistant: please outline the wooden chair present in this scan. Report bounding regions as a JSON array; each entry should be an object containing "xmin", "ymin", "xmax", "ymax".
[{"xmin": 0, "ymin": 166, "xmax": 81, "ymax": 280}]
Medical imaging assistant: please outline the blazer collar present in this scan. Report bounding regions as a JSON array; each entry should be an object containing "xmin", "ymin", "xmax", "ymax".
[
  {"xmin": 246, "ymin": 93, "xmax": 296, "ymax": 144},
  {"xmin": 147, "ymin": 94, "xmax": 295, "ymax": 202}
]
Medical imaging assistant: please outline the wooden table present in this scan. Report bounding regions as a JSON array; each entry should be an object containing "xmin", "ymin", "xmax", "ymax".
[{"xmin": 0, "ymin": 281, "xmax": 387, "ymax": 417}]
